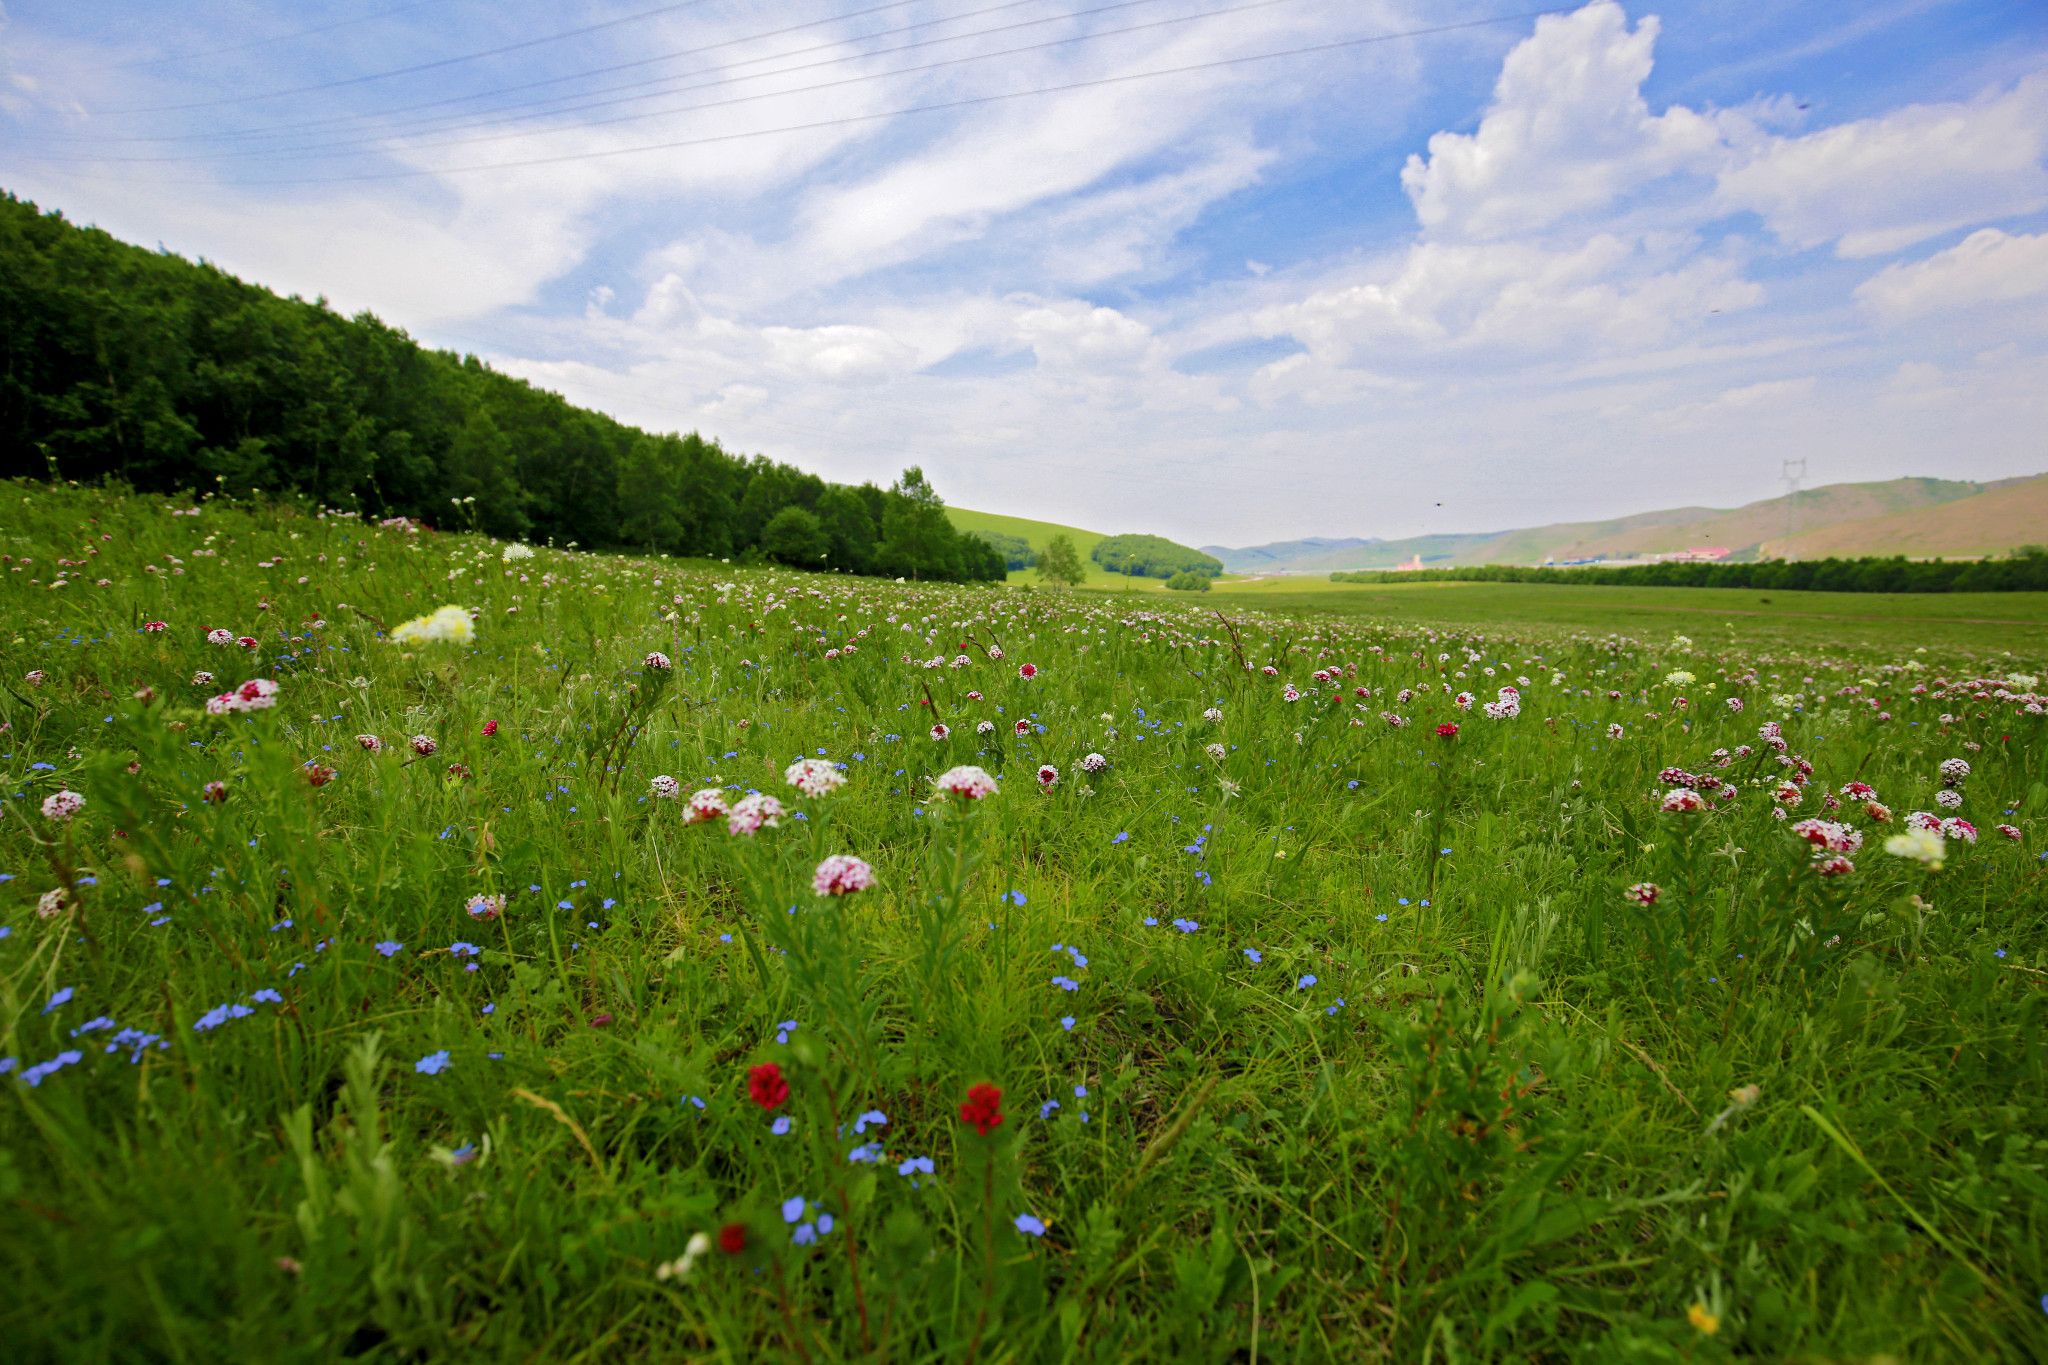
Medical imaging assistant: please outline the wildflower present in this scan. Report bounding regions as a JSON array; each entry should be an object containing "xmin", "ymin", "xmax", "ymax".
[
  {"xmin": 144, "ymin": 620, "xmax": 167, "ymax": 633},
  {"xmin": 718, "ymin": 1223, "xmax": 747, "ymax": 1254},
  {"xmin": 415, "ymin": 1050, "xmax": 452, "ymax": 1075},
  {"xmin": 1202, "ymin": 707, "xmax": 1223, "ymax": 723},
  {"xmin": 975, "ymin": 719, "xmax": 995, "ymax": 736},
  {"xmin": 375, "ymin": 940, "xmax": 404, "ymax": 957},
  {"xmin": 356, "ymin": 734, "xmax": 384, "ymax": 752},
  {"xmin": 1018, "ymin": 663, "xmax": 1038, "ymax": 679},
  {"xmin": 644, "ymin": 650, "xmax": 672, "ymax": 671},
  {"xmin": 190, "ymin": 670, "xmax": 213, "ymax": 686},
  {"xmin": 1607, "ymin": 723, "xmax": 1625, "ymax": 740},
  {"xmin": 1037, "ymin": 764, "xmax": 1059, "ymax": 788},
  {"xmin": 482, "ymin": 719, "xmax": 499, "ymax": 736},
  {"xmin": 1204, "ymin": 742, "xmax": 1226, "ymax": 762},
  {"xmin": 36, "ymin": 887, "xmax": 67, "ymax": 918},
  {"xmin": 389, "ymin": 605, "xmax": 475, "ymax": 645},
  {"xmin": 41, "ymin": 790, "xmax": 85, "ymax": 821},
  {"xmin": 502, "ymin": 543, "xmax": 535, "ymax": 562},
  {"xmin": 929, "ymin": 722, "xmax": 952, "ymax": 741},
  {"xmin": 1939, "ymin": 757, "xmax": 1971, "ymax": 783},
  {"xmin": 1014, "ymin": 718, "xmax": 1032, "ymax": 736},
  {"xmin": 934, "ymin": 765, "xmax": 1000, "ymax": 800},
  {"xmin": 1940, "ymin": 817, "xmax": 1977, "ymax": 844},
  {"xmin": 206, "ymin": 628, "xmax": 234, "ymax": 646},
  {"xmin": 728, "ymin": 792, "xmax": 785, "ymax": 836},
  {"xmin": 685, "ymin": 788, "xmax": 730, "ymax": 824},
  {"xmin": 1687, "ymin": 1303, "xmax": 1719, "ymax": 1336},
  {"xmin": 650, "ymin": 774, "xmax": 681, "ymax": 799},
  {"xmin": 1435, "ymin": 722, "xmax": 1458, "ymax": 738},
  {"xmin": 466, "ymin": 893, "xmax": 505, "ymax": 921},
  {"xmin": 1079, "ymin": 752, "xmax": 1107, "ymax": 774},
  {"xmin": 784, "ymin": 758, "xmax": 846, "ymax": 798},
  {"xmin": 959, "ymin": 1082, "xmax": 1005, "ymax": 1135},
  {"xmin": 1815, "ymin": 855, "xmax": 1854, "ymax": 876},
  {"xmin": 305, "ymin": 764, "xmax": 337, "ymax": 788},
  {"xmin": 1884, "ymin": 828, "xmax": 1946, "ymax": 870},
  {"xmin": 1935, "ymin": 788, "xmax": 1964, "ymax": 810},
  {"xmin": 1996, "ymin": 823, "xmax": 2023, "ymax": 840},
  {"xmin": 203, "ymin": 780, "xmax": 228, "ymax": 803},
  {"xmin": 1660, "ymin": 788, "xmax": 1705, "ymax": 813},
  {"xmin": 654, "ymin": 1232, "xmax": 713, "ymax": 1282},
  {"xmin": 1623, "ymin": 882, "xmax": 1659, "ymax": 906},
  {"xmin": 812, "ymin": 855, "xmax": 877, "ymax": 897},
  {"xmin": 748, "ymin": 1062, "xmax": 790, "ymax": 1110},
  {"xmin": 410, "ymin": 735, "xmax": 437, "ymax": 757},
  {"xmin": 1014, "ymin": 1214, "xmax": 1047, "ymax": 1237}
]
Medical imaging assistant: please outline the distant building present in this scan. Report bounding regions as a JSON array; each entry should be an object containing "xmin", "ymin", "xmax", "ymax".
[
  {"xmin": 1659, "ymin": 546, "xmax": 1732, "ymax": 563},
  {"xmin": 1391, "ymin": 553, "xmax": 1426, "ymax": 572}
]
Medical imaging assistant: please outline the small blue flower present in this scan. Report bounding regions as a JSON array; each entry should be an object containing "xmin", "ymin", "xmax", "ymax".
[
  {"xmin": 781, "ymin": 1195, "xmax": 806, "ymax": 1224},
  {"xmin": 376, "ymin": 940, "xmax": 404, "ymax": 956},
  {"xmin": 250, "ymin": 988, "xmax": 283, "ymax": 1004},
  {"xmin": 1112, "ymin": 831, "xmax": 1129, "ymax": 844},
  {"xmin": 41, "ymin": 986, "xmax": 73, "ymax": 1014},
  {"xmin": 1059, "ymin": 1015, "xmax": 1075, "ymax": 1031},
  {"xmin": 1243, "ymin": 948, "xmax": 1262, "ymax": 964},
  {"xmin": 771, "ymin": 1115, "xmax": 792, "ymax": 1135},
  {"xmin": 1014, "ymin": 1214, "xmax": 1046, "ymax": 1236},
  {"xmin": 1002, "ymin": 889, "xmax": 1027, "ymax": 906},
  {"xmin": 897, "ymin": 1156, "xmax": 934, "ymax": 1177},
  {"xmin": 853, "ymin": 1108, "xmax": 888, "ymax": 1134},
  {"xmin": 1051, "ymin": 975, "xmax": 1079, "ymax": 992},
  {"xmin": 415, "ymin": 1050, "xmax": 451, "ymax": 1075},
  {"xmin": 1296, "ymin": 974, "xmax": 1317, "ymax": 991}
]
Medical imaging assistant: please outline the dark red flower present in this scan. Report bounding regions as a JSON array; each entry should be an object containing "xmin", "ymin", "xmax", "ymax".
[
  {"xmin": 959, "ymin": 1082, "xmax": 1005, "ymax": 1135},
  {"xmin": 718, "ymin": 1222, "xmax": 747, "ymax": 1254},
  {"xmin": 482, "ymin": 720, "xmax": 499, "ymax": 736},
  {"xmin": 1435, "ymin": 723, "xmax": 1459, "ymax": 738},
  {"xmin": 589, "ymin": 1012, "xmax": 614, "ymax": 1028},
  {"xmin": 747, "ymin": 1062, "xmax": 790, "ymax": 1110}
]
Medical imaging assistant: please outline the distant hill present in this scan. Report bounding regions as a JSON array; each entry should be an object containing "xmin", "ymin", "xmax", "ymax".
[
  {"xmin": 947, "ymin": 507, "xmax": 1140, "ymax": 588},
  {"xmin": 1208, "ymin": 476, "xmax": 2044, "ymax": 572}
]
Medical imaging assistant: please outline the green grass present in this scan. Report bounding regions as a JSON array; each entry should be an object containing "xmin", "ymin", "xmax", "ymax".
[
  {"xmin": 4, "ymin": 481, "xmax": 2047, "ymax": 1362},
  {"xmin": 946, "ymin": 505, "xmax": 1175, "ymax": 590},
  {"xmin": 1205, "ymin": 576, "xmax": 2048, "ymax": 654}
]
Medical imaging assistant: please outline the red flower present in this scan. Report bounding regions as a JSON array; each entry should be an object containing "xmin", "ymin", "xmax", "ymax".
[
  {"xmin": 482, "ymin": 720, "xmax": 499, "ymax": 737},
  {"xmin": 747, "ymin": 1062, "xmax": 790, "ymax": 1110},
  {"xmin": 1435, "ymin": 722, "xmax": 1459, "ymax": 738},
  {"xmin": 959, "ymin": 1082, "xmax": 1005, "ymax": 1135},
  {"xmin": 718, "ymin": 1223, "xmax": 748, "ymax": 1255}
]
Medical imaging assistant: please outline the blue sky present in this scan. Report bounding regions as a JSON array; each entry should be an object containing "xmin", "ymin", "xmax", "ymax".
[{"xmin": 3, "ymin": 0, "xmax": 2044, "ymax": 544}]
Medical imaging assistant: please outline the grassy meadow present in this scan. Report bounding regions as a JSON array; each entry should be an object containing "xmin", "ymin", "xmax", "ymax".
[{"xmin": 4, "ymin": 482, "xmax": 2047, "ymax": 1362}]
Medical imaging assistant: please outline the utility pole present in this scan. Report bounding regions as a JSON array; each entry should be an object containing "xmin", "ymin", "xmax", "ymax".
[{"xmin": 1780, "ymin": 458, "xmax": 1806, "ymax": 561}]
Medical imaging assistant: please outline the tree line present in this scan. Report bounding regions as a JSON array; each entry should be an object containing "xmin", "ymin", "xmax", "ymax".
[
  {"xmin": 1091, "ymin": 533, "xmax": 1222, "ymax": 580},
  {"xmin": 0, "ymin": 193, "xmax": 1004, "ymax": 581},
  {"xmin": 1330, "ymin": 550, "xmax": 2048, "ymax": 593}
]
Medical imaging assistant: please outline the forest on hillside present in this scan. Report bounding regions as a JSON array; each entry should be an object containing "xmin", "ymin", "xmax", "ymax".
[{"xmin": 0, "ymin": 193, "xmax": 1003, "ymax": 582}]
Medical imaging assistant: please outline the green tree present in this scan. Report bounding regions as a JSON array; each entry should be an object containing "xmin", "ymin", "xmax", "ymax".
[
  {"xmin": 1037, "ymin": 533, "xmax": 1085, "ymax": 585},
  {"xmin": 761, "ymin": 505, "xmax": 830, "ymax": 566},
  {"xmin": 1165, "ymin": 569, "xmax": 1211, "ymax": 592}
]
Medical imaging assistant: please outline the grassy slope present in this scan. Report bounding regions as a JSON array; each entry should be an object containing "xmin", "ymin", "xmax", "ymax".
[
  {"xmin": 947, "ymin": 506, "xmax": 1171, "ymax": 590},
  {"xmin": 1218, "ymin": 476, "xmax": 2039, "ymax": 572},
  {"xmin": 1769, "ymin": 472, "xmax": 2048, "ymax": 559}
]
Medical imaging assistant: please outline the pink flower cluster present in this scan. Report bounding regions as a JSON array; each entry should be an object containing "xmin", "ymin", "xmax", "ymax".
[
  {"xmin": 205, "ymin": 678, "xmax": 280, "ymax": 715},
  {"xmin": 812, "ymin": 854, "xmax": 877, "ymax": 897}
]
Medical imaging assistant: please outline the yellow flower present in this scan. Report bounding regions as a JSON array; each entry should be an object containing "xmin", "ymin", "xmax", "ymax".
[
  {"xmin": 389, "ymin": 604, "xmax": 475, "ymax": 645},
  {"xmin": 1687, "ymin": 1302, "xmax": 1720, "ymax": 1335}
]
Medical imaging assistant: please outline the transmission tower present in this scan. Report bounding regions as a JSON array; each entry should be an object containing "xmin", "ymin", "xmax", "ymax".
[{"xmin": 1780, "ymin": 458, "xmax": 1806, "ymax": 561}]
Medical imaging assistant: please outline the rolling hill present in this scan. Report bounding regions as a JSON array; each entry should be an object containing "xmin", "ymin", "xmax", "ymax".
[
  {"xmin": 945, "ymin": 507, "xmax": 1156, "ymax": 589},
  {"xmin": 1204, "ymin": 475, "xmax": 2045, "ymax": 573}
]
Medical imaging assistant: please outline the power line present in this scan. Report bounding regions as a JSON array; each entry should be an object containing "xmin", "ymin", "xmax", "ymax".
[
  {"xmin": 26, "ymin": 8, "xmax": 1568, "ymax": 182},
  {"xmin": 114, "ymin": 0, "xmax": 723, "ymax": 113},
  {"xmin": 106, "ymin": 0, "xmax": 457, "ymax": 72},
  {"xmin": 59, "ymin": 0, "xmax": 958, "ymax": 142},
  {"xmin": 60, "ymin": 0, "xmax": 1282, "ymax": 166}
]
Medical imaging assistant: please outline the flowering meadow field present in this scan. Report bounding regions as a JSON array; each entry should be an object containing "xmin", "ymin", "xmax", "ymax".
[{"xmin": 3, "ymin": 481, "xmax": 2046, "ymax": 1362}]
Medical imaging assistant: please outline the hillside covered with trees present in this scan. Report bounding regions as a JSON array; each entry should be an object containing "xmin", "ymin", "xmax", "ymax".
[{"xmin": 0, "ymin": 193, "xmax": 1003, "ymax": 582}]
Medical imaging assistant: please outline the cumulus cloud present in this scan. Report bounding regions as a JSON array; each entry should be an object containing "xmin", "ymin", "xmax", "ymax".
[
  {"xmin": 1717, "ymin": 73, "xmax": 2048, "ymax": 258},
  {"xmin": 1400, "ymin": 1, "xmax": 1723, "ymax": 239}
]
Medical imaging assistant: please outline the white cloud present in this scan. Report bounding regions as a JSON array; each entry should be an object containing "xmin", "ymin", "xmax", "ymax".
[
  {"xmin": 1717, "ymin": 73, "xmax": 2048, "ymax": 258},
  {"xmin": 1855, "ymin": 229, "xmax": 2048, "ymax": 319},
  {"xmin": 1400, "ymin": 1, "xmax": 1723, "ymax": 239}
]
